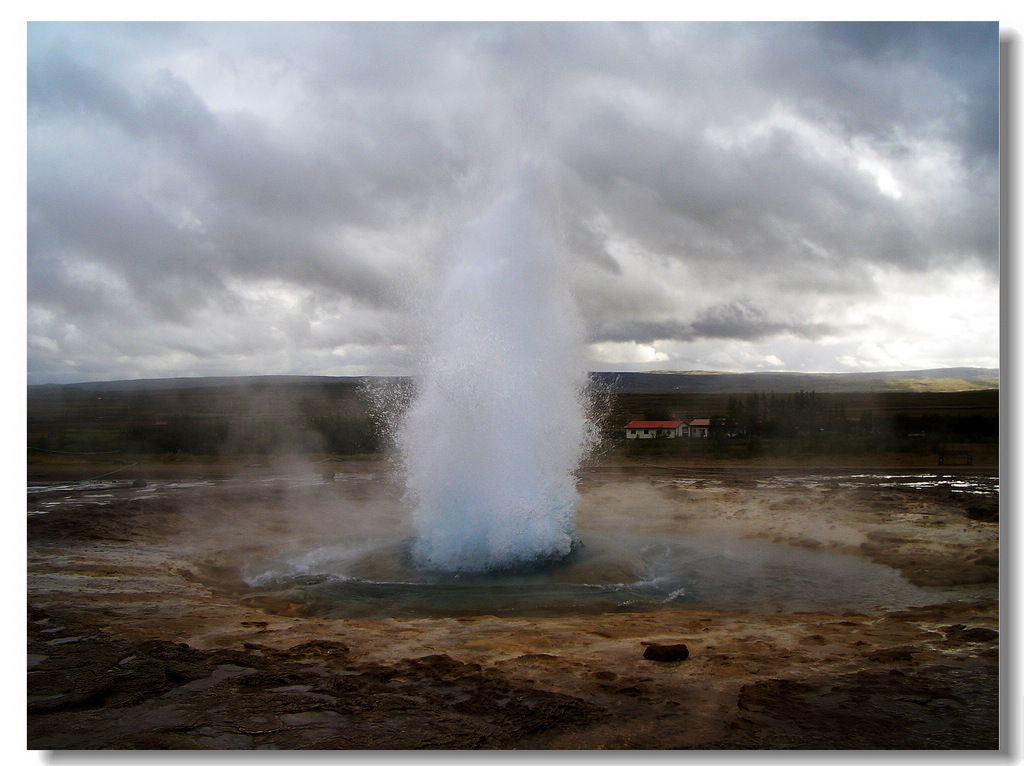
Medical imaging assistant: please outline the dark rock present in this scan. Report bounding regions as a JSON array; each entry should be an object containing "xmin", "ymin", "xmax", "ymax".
[
  {"xmin": 964, "ymin": 498, "xmax": 998, "ymax": 522},
  {"xmin": 942, "ymin": 624, "xmax": 999, "ymax": 643},
  {"xmin": 865, "ymin": 646, "xmax": 916, "ymax": 663},
  {"xmin": 642, "ymin": 642, "xmax": 689, "ymax": 662},
  {"xmin": 960, "ymin": 628, "xmax": 999, "ymax": 642}
]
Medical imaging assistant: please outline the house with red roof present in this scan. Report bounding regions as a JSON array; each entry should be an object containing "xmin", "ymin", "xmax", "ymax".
[
  {"xmin": 624, "ymin": 420, "xmax": 686, "ymax": 439},
  {"xmin": 687, "ymin": 418, "xmax": 711, "ymax": 438}
]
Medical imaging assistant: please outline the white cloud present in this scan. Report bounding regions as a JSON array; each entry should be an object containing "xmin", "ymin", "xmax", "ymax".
[
  {"xmin": 26, "ymin": 22, "xmax": 1000, "ymax": 383},
  {"xmin": 856, "ymin": 155, "xmax": 903, "ymax": 199},
  {"xmin": 589, "ymin": 341, "xmax": 670, "ymax": 366}
]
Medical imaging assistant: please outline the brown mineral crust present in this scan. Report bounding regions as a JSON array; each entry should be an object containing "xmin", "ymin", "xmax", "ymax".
[{"xmin": 27, "ymin": 459, "xmax": 999, "ymax": 750}]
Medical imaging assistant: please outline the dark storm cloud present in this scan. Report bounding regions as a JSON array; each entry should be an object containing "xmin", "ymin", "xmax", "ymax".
[
  {"xmin": 26, "ymin": 21, "xmax": 1001, "ymax": 382},
  {"xmin": 690, "ymin": 300, "xmax": 836, "ymax": 341},
  {"xmin": 587, "ymin": 300, "xmax": 837, "ymax": 345},
  {"xmin": 809, "ymin": 22, "xmax": 1000, "ymax": 161},
  {"xmin": 28, "ymin": 25, "xmax": 415, "ymax": 318},
  {"xmin": 559, "ymin": 21, "xmax": 998, "ymax": 276}
]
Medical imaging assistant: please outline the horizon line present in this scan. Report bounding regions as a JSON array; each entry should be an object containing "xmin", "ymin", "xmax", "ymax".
[{"xmin": 27, "ymin": 366, "xmax": 1001, "ymax": 388}]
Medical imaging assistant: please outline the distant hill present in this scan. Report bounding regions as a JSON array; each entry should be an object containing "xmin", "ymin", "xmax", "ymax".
[
  {"xmin": 28, "ymin": 367, "xmax": 998, "ymax": 396},
  {"xmin": 27, "ymin": 374, "xmax": 351, "ymax": 393},
  {"xmin": 588, "ymin": 368, "xmax": 999, "ymax": 395},
  {"xmin": 27, "ymin": 368, "xmax": 999, "ymax": 458}
]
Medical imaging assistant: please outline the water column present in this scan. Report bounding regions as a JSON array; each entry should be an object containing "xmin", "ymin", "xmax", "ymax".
[{"xmin": 399, "ymin": 155, "xmax": 592, "ymax": 572}]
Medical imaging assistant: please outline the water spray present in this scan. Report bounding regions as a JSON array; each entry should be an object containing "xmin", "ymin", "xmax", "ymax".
[{"xmin": 398, "ymin": 155, "xmax": 592, "ymax": 572}]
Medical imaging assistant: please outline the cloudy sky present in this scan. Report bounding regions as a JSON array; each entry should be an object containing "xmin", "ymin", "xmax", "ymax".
[{"xmin": 26, "ymin": 21, "xmax": 1001, "ymax": 385}]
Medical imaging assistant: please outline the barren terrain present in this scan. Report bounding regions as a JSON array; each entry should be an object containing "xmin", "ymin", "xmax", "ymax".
[{"xmin": 27, "ymin": 458, "xmax": 999, "ymax": 750}]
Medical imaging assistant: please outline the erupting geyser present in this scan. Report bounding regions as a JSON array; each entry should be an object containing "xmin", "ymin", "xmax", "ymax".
[{"xmin": 399, "ymin": 155, "xmax": 592, "ymax": 572}]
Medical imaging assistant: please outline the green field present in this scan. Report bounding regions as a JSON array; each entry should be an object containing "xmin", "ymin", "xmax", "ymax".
[{"xmin": 27, "ymin": 371, "xmax": 998, "ymax": 466}]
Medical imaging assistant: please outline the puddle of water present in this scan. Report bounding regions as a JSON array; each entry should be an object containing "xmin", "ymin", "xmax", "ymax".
[
  {"xmin": 757, "ymin": 472, "xmax": 998, "ymax": 498},
  {"xmin": 243, "ymin": 528, "xmax": 962, "ymax": 619}
]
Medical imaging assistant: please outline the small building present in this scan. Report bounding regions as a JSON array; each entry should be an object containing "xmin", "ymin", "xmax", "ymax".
[
  {"xmin": 687, "ymin": 418, "xmax": 711, "ymax": 438},
  {"xmin": 624, "ymin": 420, "xmax": 686, "ymax": 439}
]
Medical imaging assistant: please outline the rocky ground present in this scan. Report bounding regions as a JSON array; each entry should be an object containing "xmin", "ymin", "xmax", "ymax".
[{"xmin": 27, "ymin": 458, "xmax": 1000, "ymax": 750}]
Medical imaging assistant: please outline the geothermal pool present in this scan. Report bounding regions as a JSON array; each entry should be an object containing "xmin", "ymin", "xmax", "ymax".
[
  {"xmin": 29, "ymin": 467, "xmax": 994, "ymax": 620},
  {"xmin": 240, "ymin": 528, "xmax": 944, "ymax": 619},
  {"xmin": 221, "ymin": 467, "xmax": 991, "ymax": 619}
]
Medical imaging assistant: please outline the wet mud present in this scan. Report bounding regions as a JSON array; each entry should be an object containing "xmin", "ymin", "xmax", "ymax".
[{"xmin": 27, "ymin": 460, "xmax": 999, "ymax": 750}]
